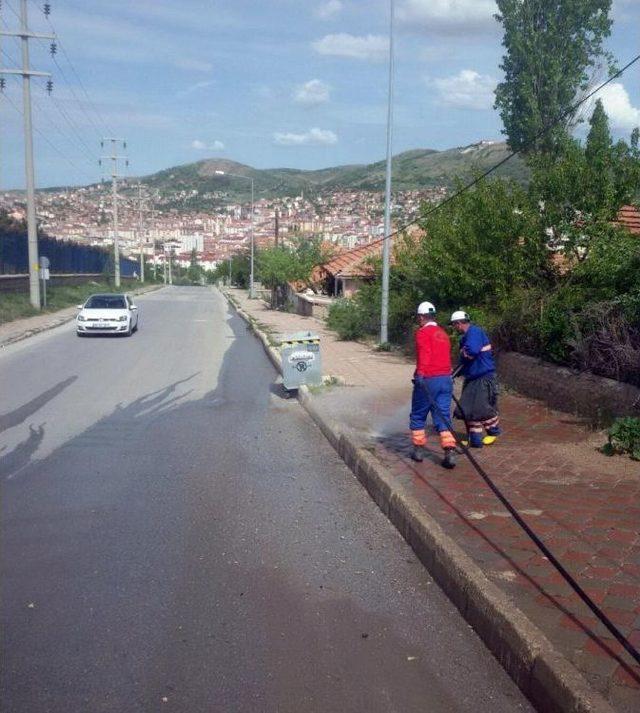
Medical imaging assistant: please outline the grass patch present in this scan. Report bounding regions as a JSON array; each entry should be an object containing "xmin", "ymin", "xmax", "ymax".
[{"xmin": 0, "ymin": 279, "xmax": 154, "ymax": 326}]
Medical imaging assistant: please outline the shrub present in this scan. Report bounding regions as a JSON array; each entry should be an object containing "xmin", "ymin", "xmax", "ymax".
[
  {"xmin": 601, "ymin": 417, "xmax": 640, "ymax": 460},
  {"xmin": 326, "ymin": 297, "xmax": 372, "ymax": 341}
]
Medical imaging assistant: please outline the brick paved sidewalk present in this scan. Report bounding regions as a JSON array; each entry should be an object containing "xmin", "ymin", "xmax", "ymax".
[{"xmin": 229, "ymin": 288, "xmax": 640, "ymax": 712}]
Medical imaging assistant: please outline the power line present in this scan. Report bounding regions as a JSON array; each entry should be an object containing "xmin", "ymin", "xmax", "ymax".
[
  {"xmin": 381, "ymin": 52, "xmax": 640, "ymax": 247},
  {"xmin": 2, "ymin": 85, "xmax": 97, "ymax": 183},
  {"xmin": 30, "ymin": 0, "xmax": 115, "ymax": 137},
  {"xmin": 3, "ymin": 70, "xmax": 100, "ymax": 174}
]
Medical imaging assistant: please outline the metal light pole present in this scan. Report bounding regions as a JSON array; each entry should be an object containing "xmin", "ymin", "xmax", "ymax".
[
  {"xmin": 380, "ymin": 0, "xmax": 395, "ymax": 345},
  {"xmin": 138, "ymin": 182, "xmax": 145, "ymax": 282},
  {"xmin": 215, "ymin": 170, "xmax": 255, "ymax": 298}
]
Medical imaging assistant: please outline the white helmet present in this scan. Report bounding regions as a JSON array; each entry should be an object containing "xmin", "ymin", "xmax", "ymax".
[
  {"xmin": 417, "ymin": 301, "xmax": 436, "ymax": 315},
  {"xmin": 450, "ymin": 310, "xmax": 470, "ymax": 323}
]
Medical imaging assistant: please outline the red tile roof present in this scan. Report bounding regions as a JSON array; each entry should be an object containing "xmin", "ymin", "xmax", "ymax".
[
  {"xmin": 616, "ymin": 205, "xmax": 640, "ymax": 235},
  {"xmin": 316, "ymin": 238, "xmax": 384, "ymax": 280}
]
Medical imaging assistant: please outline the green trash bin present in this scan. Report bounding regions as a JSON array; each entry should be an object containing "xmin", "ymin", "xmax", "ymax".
[{"xmin": 279, "ymin": 331, "xmax": 322, "ymax": 391}]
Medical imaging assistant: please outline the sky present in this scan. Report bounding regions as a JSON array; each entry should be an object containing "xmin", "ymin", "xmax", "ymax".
[{"xmin": 0, "ymin": 0, "xmax": 639, "ymax": 189}]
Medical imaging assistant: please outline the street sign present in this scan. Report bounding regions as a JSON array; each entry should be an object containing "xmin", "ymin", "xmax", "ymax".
[{"xmin": 39, "ymin": 256, "xmax": 50, "ymax": 307}]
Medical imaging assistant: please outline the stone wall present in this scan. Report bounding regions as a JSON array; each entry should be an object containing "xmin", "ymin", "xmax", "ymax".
[{"xmin": 498, "ymin": 352, "xmax": 640, "ymax": 425}]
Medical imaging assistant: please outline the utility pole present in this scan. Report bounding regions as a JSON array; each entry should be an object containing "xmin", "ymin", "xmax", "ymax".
[
  {"xmin": 137, "ymin": 183, "xmax": 145, "ymax": 282},
  {"xmin": 99, "ymin": 138, "xmax": 128, "ymax": 288},
  {"xmin": 1, "ymin": 1, "xmax": 56, "ymax": 309},
  {"xmin": 163, "ymin": 244, "xmax": 167, "ymax": 284},
  {"xmin": 380, "ymin": 0, "xmax": 395, "ymax": 345}
]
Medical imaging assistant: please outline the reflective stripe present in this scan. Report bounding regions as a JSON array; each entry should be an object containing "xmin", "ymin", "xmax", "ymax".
[
  {"xmin": 439, "ymin": 430, "xmax": 456, "ymax": 449},
  {"xmin": 484, "ymin": 416, "xmax": 500, "ymax": 427},
  {"xmin": 480, "ymin": 344, "xmax": 492, "ymax": 352},
  {"xmin": 411, "ymin": 429, "xmax": 427, "ymax": 447},
  {"xmin": 280, "ymin": 339, "xmax": 320, "ymax": 346}
]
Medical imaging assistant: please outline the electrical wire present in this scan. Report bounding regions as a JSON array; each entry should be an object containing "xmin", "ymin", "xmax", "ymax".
[
  {"xmin": 0, "ymin": 45, "xmax": 100, "ymax": 172},
  {"xmin": 380, "ymin": 52, "xmax": 640, "ymax": 246},
  {"xmin": 1, "ymin": 80, "xmax": 97, "ymax": 183},
  {"xmin": 31, "ymin": 0, "xmax": 115, "ymax": 137}
]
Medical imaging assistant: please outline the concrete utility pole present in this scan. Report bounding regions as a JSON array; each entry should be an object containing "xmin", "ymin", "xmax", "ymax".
[
  {"xmin": 380, "ymin": 0, "xmax": 395, "ymax": 345},
  {"xmin": 163, "ymin": 244, "xmax": 167, "ymax": 284},
  {"xmin": 137, "ymin": 183, "xmax": 145, "ymax": 282},
  {"xmin": 0, "ymin": 1, "xmax": 55, "ymax": 309},
  {"xmin": 100, "ymin": 138, "xmax": 127, "ymax": 288}
]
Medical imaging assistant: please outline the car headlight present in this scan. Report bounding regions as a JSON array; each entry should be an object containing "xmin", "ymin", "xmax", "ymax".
[
  {"xmin": 118, "ymin": 315, "xmax": 128, "ymax": 322},
  {"xmin": 77, "ymin": 315, "xmax": 86, "ymax": 322}
]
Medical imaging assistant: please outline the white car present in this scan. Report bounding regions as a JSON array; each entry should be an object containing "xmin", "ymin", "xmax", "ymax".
[{"xmin": 76, "ymin": 293, "xmax": 139, "ymax": 337}]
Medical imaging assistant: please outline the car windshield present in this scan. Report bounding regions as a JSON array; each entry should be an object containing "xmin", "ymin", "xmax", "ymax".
[{"xmin": 85, "ymin": 296, "xmax": 127, "ymax": 309}]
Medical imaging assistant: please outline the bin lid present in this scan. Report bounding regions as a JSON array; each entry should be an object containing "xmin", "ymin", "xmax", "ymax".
[{"xmin": 279, "ymin": 330, "xmax": 320, "ymax": 345}]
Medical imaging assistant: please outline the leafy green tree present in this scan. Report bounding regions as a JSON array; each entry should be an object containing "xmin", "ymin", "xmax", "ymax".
[
  {"xmin": 494, "ymin": 0, "xmax": 614, "ymax": 154},
  {"xmin": 186, "ymin": 248, "xmax": 203, "ymax": 284},
  {"xmin": 529, "ymin": 103, "xmax": 640, "ymax": 258},
  {"xmin": 256, "ymin": 236, "xmax": 333, "ymax": 307},
  {"xmin": 211, "ymin": 252, "xmax": 250, "ymax": 287}
]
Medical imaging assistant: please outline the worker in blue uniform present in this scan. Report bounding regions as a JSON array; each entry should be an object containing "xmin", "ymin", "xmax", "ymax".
[{"xmin": 450, "ymin": 310, "xmax": 501, "ymax": 448}]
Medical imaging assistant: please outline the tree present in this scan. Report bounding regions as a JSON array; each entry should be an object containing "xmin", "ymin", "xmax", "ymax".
[
  {"xmin": 186, "ymin": 248, "xmax": 203, "ymax": 284},
  {"xmin": 494, "ymin": 0, "xmax": 614, "ymax": 154},
  {"xmin": 256, "ymin": 236, "xmax": 333, "ymax": 309}
]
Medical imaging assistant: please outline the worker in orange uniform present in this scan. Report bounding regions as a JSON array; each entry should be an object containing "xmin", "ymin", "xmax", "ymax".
[{"xmin": 409, "ymin": 301, "xmax": 457, "ymax": 469}]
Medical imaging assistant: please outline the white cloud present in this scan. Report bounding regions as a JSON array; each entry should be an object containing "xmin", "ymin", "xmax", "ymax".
[
  {"xmin": 294, "ymin": 79, "xmax": 331, "ymax": 106},
  {"xmin": 191, "ymin": 139, "xmax": 225, "ymax": 151},
  {"xmin": 433, "ymin": 70, "xmax": 497, "ymax": 110},
  {"xmin": 314, "ymin": 1, "xmax": 343, "ymax": 20},
  {"xmin": 273, "ymin": 128, "xmax": 338, "ymax": 146},
  {"xmin": 597, "ymin": 83, "xmax": 640, "ymax": 130},
  {"xmin": 312, "ymin": 33, "xmax": 388, "ymax": 62},
  {"xmin": 398, "ymin": 0, "xmax": 496, "ymax": 34}
]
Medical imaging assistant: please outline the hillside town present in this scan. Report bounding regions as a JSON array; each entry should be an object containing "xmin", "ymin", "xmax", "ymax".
[
  {"xmin": 0, "ymin": 184, "xmax": 447, "ymax": 269},
  {"xmin": 0, "ymin": 184, "xmax": 447, "ymax": 272}
]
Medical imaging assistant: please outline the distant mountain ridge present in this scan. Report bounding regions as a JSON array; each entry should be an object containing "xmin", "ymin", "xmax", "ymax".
[{"xmin": 142, "ymin": 141, "xmax": 528, "ymax": 205}]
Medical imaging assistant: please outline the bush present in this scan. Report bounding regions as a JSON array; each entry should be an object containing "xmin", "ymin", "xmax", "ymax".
[
  {"xmin": 601, "ymin": 417, "xmax": 640, "ymax": 460},
  {"xmin": 326, "ymin": 297, "xmax": 372, "ymax": 340}
]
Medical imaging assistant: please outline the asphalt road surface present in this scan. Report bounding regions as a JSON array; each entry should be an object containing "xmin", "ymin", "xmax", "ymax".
[{"xmin": 0, "ymin": 287, "xmax": 533, "ymax": 712}]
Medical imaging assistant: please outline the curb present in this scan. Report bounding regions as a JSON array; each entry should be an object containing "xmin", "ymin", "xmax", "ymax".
[
  {"xmin": 0, "ymin": 284, "xmax": 164, "ymax": 349},
  {"xmin": 222, "ymin": 289, "xmax": 615, "ymax": 713}
]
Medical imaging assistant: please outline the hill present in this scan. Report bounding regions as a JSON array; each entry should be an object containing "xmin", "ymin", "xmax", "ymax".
[{"xmin": 138, "ymin": 141, "xmax": 528, "ymax": 209}]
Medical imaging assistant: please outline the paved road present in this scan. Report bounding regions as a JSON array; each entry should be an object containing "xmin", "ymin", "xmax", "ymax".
[{"xmin": 1, "ymin": 287, "xmax": 533, "ymax": 712}]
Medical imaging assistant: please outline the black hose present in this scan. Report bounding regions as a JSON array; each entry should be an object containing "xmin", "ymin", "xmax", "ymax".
[{"xmin": 419, "ymin": 372, "xmax": 640, "ymax": 666}]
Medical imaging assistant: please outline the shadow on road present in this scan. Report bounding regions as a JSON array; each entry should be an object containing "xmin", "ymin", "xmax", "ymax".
[{"xmin": 0, "ymin": 376, "xmax": 77, "ymax": 435}]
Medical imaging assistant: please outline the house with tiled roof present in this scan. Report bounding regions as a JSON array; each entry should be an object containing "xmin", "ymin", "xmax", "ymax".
[
  {"xmin": 312, "ymin": 238, "xmax": 384, "ymax": 297},
  {"xmin": 616, "ymin": 204, "xmax": 640, "ymax": 235}
]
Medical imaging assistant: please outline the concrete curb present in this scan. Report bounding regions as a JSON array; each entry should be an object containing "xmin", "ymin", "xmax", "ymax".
[
  {"xmin": 222, "ymin": 289, "xmax": 615, "ymax": 713},
  {"xmin": 0, "ymin": 284, "xmax": 164, "ymax": 349}
]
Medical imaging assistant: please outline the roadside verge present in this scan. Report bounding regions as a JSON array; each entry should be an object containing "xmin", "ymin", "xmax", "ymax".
[{"xmin": 224, "ymin": 288, "xmax": 615, "ymax": 713}]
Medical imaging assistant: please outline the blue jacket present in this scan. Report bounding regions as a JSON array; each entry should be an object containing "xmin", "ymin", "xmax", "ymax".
[{"xmin": 459, "ymin": 324, "xmax": 495, "ymax": 380}]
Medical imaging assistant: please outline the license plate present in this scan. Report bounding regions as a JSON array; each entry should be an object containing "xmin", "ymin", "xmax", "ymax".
[{"xmin": 96, "ymin": 321, "xmax": 109, "ymax": 328}]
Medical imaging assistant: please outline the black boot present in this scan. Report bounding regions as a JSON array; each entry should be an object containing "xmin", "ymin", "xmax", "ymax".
[
  {"xmin": 411, "ymin": 445, "xmax": 425, "ymax": 462},
  {"xmin": 441, "ymin": 448, "xmax": 456, "ymax": 469}
]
